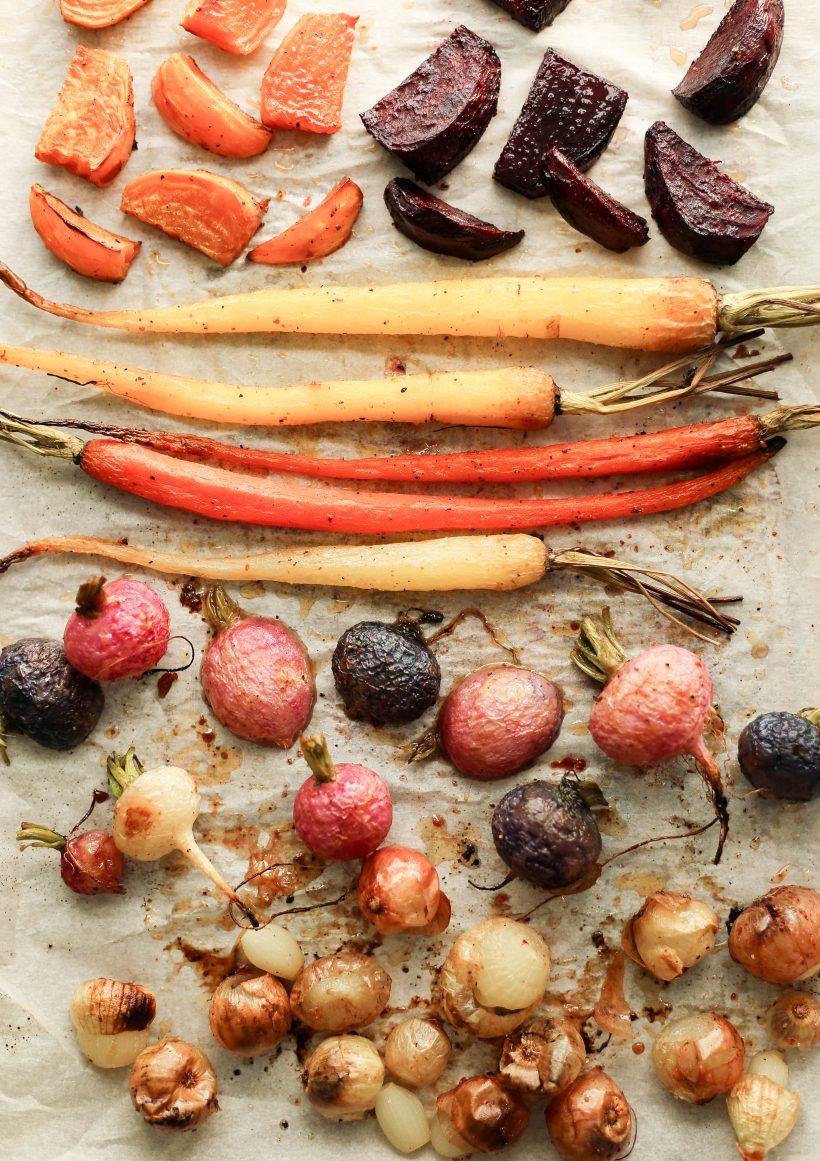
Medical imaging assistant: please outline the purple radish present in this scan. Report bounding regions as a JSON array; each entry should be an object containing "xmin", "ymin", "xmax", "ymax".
[
  {"xmin": 572, "ymin": 609, "xmax": 728, "ymax": 862},
  {"xmin": 64, "ymin": 576, "xmax": 171, "ymax": 681},
  {"xmin": 200, "ymin": 586, "xmax": 315, "ymax": 747}
]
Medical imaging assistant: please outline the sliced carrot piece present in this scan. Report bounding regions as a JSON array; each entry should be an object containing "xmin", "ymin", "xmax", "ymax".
[
  {"xmin": 152, "ymin": 53, "xmax": 272, "ymax": 158},
  {"xmin": 120, "ymin": 170, "xmax": 269, "ymax": 266},
  {"xmin": 181, "ymin": 0, "xmax": 287, "ymax": 55},
  {"xmin": 29, "ymin": 185, "xmax": 140, "ymax": 283},
  {"xmin": 248, "ymin": 177, "xmax": 362, "ymax": 265},
  {"xmin": 60, "ymin": 0, "xmax": 152, "ymax": 28},
  {"xmin": 260, "ymin": 13, "xmax": 359, "ymax": 134},
  {"xmin": 35, "ymin": 47, "xmax": 135, "ymax": 188}
]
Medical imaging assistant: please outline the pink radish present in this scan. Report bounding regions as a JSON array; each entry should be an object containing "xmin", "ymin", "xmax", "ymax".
[
  {"xmin": 200, "ymin": 585, "xmax": 315, "ymax": 747},
  {"xmin": 572, "ymin": 610, "xmax": 728, "ymax": 862},
  {"xmin": 293, "ymin": 736, "xmax": 392, "ymax": 861},
  {"xmin": 64, "ymin": 576, "xmax": 170, "ymax": 681}
]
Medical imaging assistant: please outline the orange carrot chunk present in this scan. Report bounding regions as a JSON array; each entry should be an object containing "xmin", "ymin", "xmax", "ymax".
[
  {"xmin": 260, "ymin": 13, "xmax": 359, "ymax": 134},
  {"xmin": 120, "ymin": 170, "xmax": 268, "ymax": 266},
  {"xmin": 152, "ymin": 54, "xmax": 272, "ymax": 158},
  {"xmin": 181, "ymin": 0, "xmax": 287, "ymax": 56},
  {"xmin": 248, "ymin": 177, "xmax": 362, "ymax": 265},
  {"xmin": 35, "ymin": 46, "xmax": 135, "ymax": 188},
  {"xmin": 59, "ymin": 0, "xmax": 152, "ymax": 28},
  {"xmin": 29, "ymin": 185, "xmax": 140, "ymax": 283}
]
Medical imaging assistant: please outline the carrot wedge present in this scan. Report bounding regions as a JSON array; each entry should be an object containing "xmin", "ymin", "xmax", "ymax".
[
  {"xmin": 181, "ymin": 0, "xmax": 287, "ymax": 55},
  {"xmin": 120, "ymin": 170, "xmax": 268, "ymax": 266},
  {"xmin": 29, "ymin": 185, "xmax": 140, "ymax": 283},
  {"xmin": 152, "ymin": 54, "xmax": 272, "ymax": 158},
  {"xmin": 35, "ymin": 47, "xmax": 135, "ymax": 188},
  {"xmin": 248, "ymin": 178, "xmax": 362, "ymax": 265},
  {"xmin": 261, "ymin": 13, "xmax": 358, "ymax": 133},
  {"xmin": 60, "ymin": 0, "xmax": 152, "ymax": 28}
]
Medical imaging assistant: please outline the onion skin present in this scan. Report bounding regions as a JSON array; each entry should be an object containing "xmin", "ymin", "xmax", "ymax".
[
  {"xmin": 499, "ymin": 1017, "xmax": 586, "ymax": 1101},
  {"xmin": 64, "ymin": 577, "xmax": 170, "ymax": 681},
  {"xmin": 208, "ymin": 971, "xmax": 291, "ymax": 1055},
  {"xmin": 61, "ymin": 830, "xmax": 125, "ymax": 895},
  {"xmin": 201, "ymin": 614, "xmax": 315, "ymax": 747},
  {"xmin": 728, "ymin": 885, "xmax": 820, "ymax": 984},
  {"xmin": 357, "ymin": 846, "xmax": 440, "ymax": 934},
  {"xmin": 289, "ymin": 952, "xmax": 391, "ymax": 1032},
  {"xmin": 652, "ymin": 1012, "xmax": 745, "ymax": 1103},
  {"xmin": 437, "ymin": 1075, "xmax": 529, "ymax": 1153},
  {"xmin": 438, "ymin": 664, "xmax": 563, "ymax": 780},
  {"xmin": 621, "ymin": 890, "xmax": 718, "ymax": 981},
  {"xmin": 129, "ymin": 1038, "xmax": 218, "ymax": 1130},
  {"xmin": 545, "ymin": 1068, "xmax": 634, "ymax": 1161}
]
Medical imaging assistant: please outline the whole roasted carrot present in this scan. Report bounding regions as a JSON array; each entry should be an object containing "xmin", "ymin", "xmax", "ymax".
[{"xmin": 0, "ymin": 413, "xmax": 784, "ymax": 535}]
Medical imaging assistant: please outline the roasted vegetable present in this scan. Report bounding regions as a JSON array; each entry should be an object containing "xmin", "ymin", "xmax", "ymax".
[
  {"xmin": 491, "ymin": 778, "xmax": 602, "ymax": 889},
  {"xmin": 384, "ymin": 178, "xmax": 523, "ymax": 261},
  {"xmin": 29, "ymin": 185, "xmax": 140, "ymax": 283},
  {"xmin": 260, "ymin": 13, "xmax": 358, "ymax": 133},
  {"xmin": 60, "ymin": 0, "xmax": 152, "ymax": 29},
  {"xmin": 645, "ymin": 121, "xmax": 773, "ymax": 265},
  {"xmin": 152, "ymin": 54, "xmax": 272, "ymax": 158},
  {"xmin": 488, "ymin": 0, "xmax": 574, "ymax": 32},
  {"xmin": 545, "ymin": 149, "xmax": 649, "ymax": 253},
  {"xmin": 248, "ymin": 178, "xmax": 362, "ymax": 265},
  {"xmin": 0, "ymin": 639, "xmax": 104, "ymax": 751},
  {"xmin": 738, "ymin": 711, "xmax": 820, "ymax": 801},
  {"xmin": 361, "ymin": 26, "xmax": 500, "ymax": 184},
  {"xmin": 35, "ymin": 46, "xmax": 135, "ymax": 187},
  {"xmin": 673, "ymin": 0, "xmax": 785, "ymax": 125},
  {"xmin": 332, "ymin": 619, "xmax": 440, "ymax": 725},
  {"xmin": 120, "ymin": 170, "xmax": 268, "ymax": 265},
  {"xmin": 180, "ymin": 0, "xmax": 286, "ymax": 55},
  {"xmin": 495, "ymin": 49, "xmax": 627, "ymax": 199}
]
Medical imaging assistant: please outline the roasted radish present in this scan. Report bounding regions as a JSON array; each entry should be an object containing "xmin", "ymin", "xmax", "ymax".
[
  {"xmin": 294, "ymin": 736, "xmax": 392, "ymax": 861},
  {"xmin": 384, "ymin": 179, "xmax": 523, "ymax": 261},
  {"xmin": 489, "ymin": 0, "xmax": 574, "ymax": 31},
  {"xmin": 248, "ymin": 178, "xmax": 362, "ymax": 265},
  {"xmin": 645, "ymin": 121, "xmax": 773, "ymax": 265},
  {"xmin": 545, "ymin": 149, "xmax": 649, "ymax": 253},
  {"xmin": 260, "ymin": 13, "xmax": 358, "ymax": 134},
  {"xmin": 29, "ymin": 186, "xmax": 140, "ymax": 283},
  {"xmin": 181, "ymin": 0, "xmax": 286, "ymax": 55},
  {"xmin": 495, "ymin": 49, "xmax": 627, "ymax": 199},
  {"xmin": 673, "ymin": 0, "xmax": 785, "ymax": 125},
  {"xmin": 63, "ymin": 576, "xmax": 171, "ymax": 682},
  {"xmin": 120, "ymin": 170, "xmax": 268, "ymax": 266},
  {"xmin": 361, "ymin": 26, "xmax": 500, "ymax": 184},
  {"xmin": 152, "ymin": 54, "xmax": 272, "ymax": 158},
  {"xmin": 60, "ymin": 0, "xmax": 152, "ymax": 29},
  {"xmin": 35, "ymin": 46, "xmax": 135, "ymax": 187}
]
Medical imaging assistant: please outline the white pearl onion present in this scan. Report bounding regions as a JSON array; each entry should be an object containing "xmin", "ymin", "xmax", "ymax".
[
  {"xmin": 241, "ymin": 923, "xmax": 304, "ymax": 981},
  {"xmin": 429, "ymin": 1112, "xmax": 473, "ymax": 1158},
  {"xmin": 375, "ymin": 1084, "xmax": 431, "ymax": 1154}
]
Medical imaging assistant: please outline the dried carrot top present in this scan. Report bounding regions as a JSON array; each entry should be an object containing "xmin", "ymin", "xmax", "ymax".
[
  {"xmin": 261, "ymin": 13, "xmax": 359, "ymax": 134},
  {"xmin": 35, "ymin": 46, "xmax": 135, "ymax": 188}
]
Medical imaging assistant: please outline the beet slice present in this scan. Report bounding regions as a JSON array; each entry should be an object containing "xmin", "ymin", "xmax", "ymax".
[
  {"xmin": 673, "ymin": 0, "xmax": 784, "ymax": 125},
  {"xmin": 360, "ymin": 26, "xmax": 500, "ymax": 185},
  {"xmin": 487, "ymin": 1, "xmax": 574, "ymax": 32},
  {"xmin": 494, "ymin": 49, "xmax": 627, "ymax": 199},
  {"xmin": 545, "ymin": 149, "xmax": 648, "ymax": 253},
  {"xmin": 644, "ymin": 121, "xmax": 773, "ymax": 266},
  {"xmin": 384, "ymin": 178, "xmax": 524, "ymax": 261}
]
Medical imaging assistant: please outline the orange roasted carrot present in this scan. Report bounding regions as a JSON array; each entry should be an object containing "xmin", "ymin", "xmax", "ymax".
[
  {"xmin": 152, "ymin": 54, "xmax": 272, "ymax": 158},
  {"xmin": 181, "ymin": 0, "xmax": 287, "ymax": 55},
  {"xmin": 120, "ymin": 170, "xmax": 268, "ymax": 266},
  {"xmin": 29, "ymin": 186, "xmax": 140, "ymax": 283},
  {"xmin": 260, "ymin": 13, "xmax": 358, "ymax": 133},
  {"xmin": 60, "ymin": 0, "xmax": 152, "ymax": 27},
  {"xmin": 248, "ymin": 178, "xmax": 362, "ymax": 265},
  {"xmin": 35, "ymin": 46, "xmax": 135, "ymax": 188}
]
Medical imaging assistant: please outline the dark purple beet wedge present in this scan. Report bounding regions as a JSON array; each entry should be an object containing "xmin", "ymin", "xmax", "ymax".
[
  {"xmin": 488, "ymin": 0, "xmax": 574, "ymax": 32},
  {"xmin": 644, "ymin": 121, "xmax": 773, "ymax": 266},
  {"xmin": 545, "ymin": 149, "xmax": 649, "ymax": 253},
  {"xmin": 673, "ymin": 0, "xmax": 784, "ymax": 125},
  {"xmin": 494, "ymin": 49, "xmax": 627, "ymax": 199},
  {"xmin": 384, "ymin": 178, "xmax": 524, "ymax": 261},
  {"xmin": 360, "ymin": 26, "xmax": 501, "ymax": 185}
]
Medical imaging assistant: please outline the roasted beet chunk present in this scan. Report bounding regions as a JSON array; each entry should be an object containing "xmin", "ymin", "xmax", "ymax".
[
  {"xmin": 487, "ymin": 0, "xmax": 574, "ymax": 32},
  {"xmin": 545, "ymin": 148, "xmax": 649, "ymax": 252},
  {"xmin": 384, "ymin": 178, "xmax": 524, "ymax": 261},
  {"xmin": 494, "ymin": 49, "xmax": 627, "ymax": 199},
  {"xmin": 360, "ymin": 26, "xmax": 500, "ymax": 185},
  {"xmin": 644, "ymin": 121, "xmax": 773, "ymax": 265},
  {"xmin": 673, "ymin": 0, "xmax": 784, "ymax": 125}
]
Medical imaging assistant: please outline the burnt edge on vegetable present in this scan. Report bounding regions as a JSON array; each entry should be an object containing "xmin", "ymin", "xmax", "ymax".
[
  {"xmin": 0, "ymin": 638, "xmax": 104, "ymax": 750},
  {"xmin": 545, "ymin": 148, "xmax": 649, "ymax": 252},
  {"xmin": 360, "ymin": 25, "xmax": 501, "ymax": 185},
  {"xmin": 494, "ymin": 48, "xmax": 627, "ymax": 199},
  {"xmin": 644, "ymin": 121, "xmax": 773, "ymax": 266},
  {"xmin": 673, "ymin": 0, "xmax": 785, "ymax": 125},
  {"xmin": 737, "ymin": 712, "xmax": 820, "ymax": 801},
  {"xmin": 332, "ymin": 620, "xmax": 441, "ymax": 725},
  {"xmin": 384, "ymin": 178, "xmax": 524, "ymax": 261},
  {"xmin": 487, "ymin": 0, "xmax": 574, "ymax": 32}
]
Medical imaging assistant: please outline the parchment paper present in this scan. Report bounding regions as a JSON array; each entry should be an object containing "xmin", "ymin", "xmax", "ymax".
[{"xmin": 0, "ymin": 1, "xmax": 817, "ymax": 1158}]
